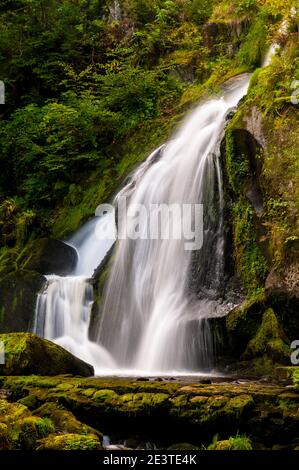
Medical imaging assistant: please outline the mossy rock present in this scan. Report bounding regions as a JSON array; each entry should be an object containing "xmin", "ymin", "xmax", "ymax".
[
  {"xmin": 18, "ymin": 394, "xmax": 39, "ymax": 410},
  {"xmin": 17, "ymin": 416, "xmax": 54, "ymax": 450},
  {"xmin": 243, "ymin": 308, "xmax": 290, "ymax": 364},
  {"xmin": 0, "ymin": 422, "xmax": 11, "ymax": 450},
  {"xmin": 37, "ymin": 433, "xmax": 102, "ymax": 450},
  {"xmin": 0, "ymin": 398, "xmax": 30, "ymax": 425},
  {"xmin": 1, "ymin": 376, "xmax": 299, "ymax": 446},
  {"xmin": 0, "ymin": 333, "xmax": 94, "ymax": 376},
  {"xmin": 34, "ymin": 402, "xmax": 102, "ymax": 438},
  {"xmin": 224, "ymin": 394, "xmax": 254, "ymax": 417},
  {"xmin": 227, "ymin": 291, "xmax": 265, "ymax": 336}
]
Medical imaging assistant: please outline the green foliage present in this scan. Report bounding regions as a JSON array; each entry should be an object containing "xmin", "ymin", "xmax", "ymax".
[
  {"xmin": 225, "ymin": 129, "xmax": 250, "ymax": 193},
  {"xmin": 244, "ymin": 308, "xmax": 290, "ymax": 361},
  {"xmin": 237, "ymin": 14, "xmax": 268, "ymax": 68},
  {"xmin": 37, "ymin": 433, "xmax": 102, "ymax": 450},
  {"xmin": 232, "ymin": 200, "xmax": 268, "ymax": 292},
  {"xmin": 208, "ymin": 433, "xmax": 253, "ymax": 450}
]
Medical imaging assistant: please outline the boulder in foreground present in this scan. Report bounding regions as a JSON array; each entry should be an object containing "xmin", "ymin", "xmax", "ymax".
[{"xmin": 0, "ymin": 333, "xmax": 94, "ymax": 377}]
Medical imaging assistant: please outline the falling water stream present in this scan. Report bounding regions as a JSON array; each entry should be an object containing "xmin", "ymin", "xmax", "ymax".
[{"xmin": 33, "ymin": 70, "xmax": 269, "ymax": 375}]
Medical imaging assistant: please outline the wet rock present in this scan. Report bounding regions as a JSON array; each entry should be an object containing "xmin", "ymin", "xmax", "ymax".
[
  {"xmin": 34, "ymin": 402, "xmax": 102, "ymax": 437},
  {"xmin": 25, "ymin": 238, "xmax": 78, "ymax": 276},
  {"xmin": 167, "ymin": 443, "xmax": 198, "ymax": 450},
  {"xmin": 199, "ymin": 379, "xmax": 212, "ymax": 384},
  {"xmin": 0, "ymin": 333, "xmax": 94, "ymax": 376},
  {"xmin": 0, "ymin": 270, "xmax": 45, "ymax": 333},
  {"xmin": 2, "ymin": 376, "xmax": 299, "ymax": 448},
  {"xmin": 202, "ymin": 19, "xmax": 250, "ymax": 56}
]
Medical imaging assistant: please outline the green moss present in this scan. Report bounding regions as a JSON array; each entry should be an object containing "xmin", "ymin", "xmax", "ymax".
[
  {"xmin": 18, "ymin": 394, "xmax": 39, "ymax": 410},
  {"xmin": 0, "ymin": 399, "xmax": 30, "ymax": 425},
  {"xmin": 37, "ymin": 433, "xmax": 102, "ymax": 450},
  {"xmin": 225, "ymin": 128, "xmax": 250, "ymax": 194},
  {"xmin": 1, "ymin": 375, "xmax": 299, "ymax": 448},
  {"xmin": 119, "ymin": 392, "xmax": 170, "ymax": 413},
  {"xmin": 17, "ymin": 416, "xmax": 54, "ymax": 450},
  {"xmin": 93, "ymin": 388, "xmax": 119, "ymax": 403},
  {"xmin": 0, "ymin": 422, "xmax": 11, "ymax": 450},
  {"xmin": 231, "ymin": 356, "xmax": 277, "ymax": 377},
  {"xmin": 233, "ymin": 200, "xmax": 268, "ymax": 291},
  {"xmin": 34, "ymin": 402, "xmax": 102, "ymax": 437},
  {"xmin": 224, "ymin": 125, "xmax": 269, "ymax": 292},
  {"xmin": 208, "ymin": 433, "xmax": 253, "ymax": 450},
  {"xmin": 292, "ymin": 369, "xmax": 299, "ymax": 390},
  {"xmin": 244, "ymin": 308, "xmax": 290, "ymax": 362},
  {"xmin": 225, "ymin": 394, "xmax": 254, "ymax": 417},
  {"xmin": 0, "ymin": 333, "xmax": 93, "ymax": 376},
  {"xmin": 226, "ymin": 289, "xmax": 266, "ymax": 333},
  {"xmin": 237, "ymin": 13, "xmax": 269, "ymax": 68}
]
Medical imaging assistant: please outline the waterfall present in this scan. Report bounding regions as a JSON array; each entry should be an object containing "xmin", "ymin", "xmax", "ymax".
[
  {"xmin": 33, "ymin": 217, "xmax": 117, "ymax": 371},
  {"xmin": 34, "ymin": 73, "xmax": 250, "ymax": 375},
  {"xmin": 96, "ymin": 74, "xmax": 250, "ymax": 373}
]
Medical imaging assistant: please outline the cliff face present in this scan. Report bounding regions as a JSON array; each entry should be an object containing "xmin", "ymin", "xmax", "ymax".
[{"xmin": 222, "ymin": 35, "xmax": 299, "ymax": 372}]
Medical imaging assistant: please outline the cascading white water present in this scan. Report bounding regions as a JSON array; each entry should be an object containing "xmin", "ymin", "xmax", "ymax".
[
  {"xmin": 33, "ymin": 216, "xmax": 117, "ymax": 372},
  {"xmin": 96, "ymin": 74, "xmax": 250, "ymax": 373},
  {"xmin": 34, "ymin": 73, "xmax": 251, "ymax": 375}
]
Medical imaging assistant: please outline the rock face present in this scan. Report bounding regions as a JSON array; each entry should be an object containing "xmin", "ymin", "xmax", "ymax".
[
  {"xmin": 0, "ymin": 270, "xmax": 45, "ymax": 333},
  {"xmin": 24, "ymin": 238, "xmax": 78, "ymax": 276},
  {"xmin": 0, "ymin": 238, "xmax": 78, "ymax": 334},
  {"xmin": 202, "ymin": 19, "xmax": 250, "ymax": 56},
  {"xmin": 218, "ymin": 71, "xmax": 299, "ymax": 373},
  {"xmin": 0, "ymin": 333, "xmax": 94, "ymax": 377}
]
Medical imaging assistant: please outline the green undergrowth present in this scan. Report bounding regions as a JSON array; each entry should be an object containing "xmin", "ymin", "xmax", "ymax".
[{"xmin": 208, "ymin": 433, "xmax": 253, "ymax": 450}]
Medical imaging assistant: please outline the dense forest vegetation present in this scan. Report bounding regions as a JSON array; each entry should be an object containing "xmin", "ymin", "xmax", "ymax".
[{"xmin": 0, "ymin": 0, "xmax": 296, "ymax": 243}]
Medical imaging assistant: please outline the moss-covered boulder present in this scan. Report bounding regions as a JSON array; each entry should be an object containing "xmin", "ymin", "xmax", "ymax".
[
  {"xmin": 0, "ymin": 397, "xmax": 102, "ymax": 450},
  {"xmin": 0, "ymin": 399, "xmax": 54, "ymax": 449},
  {"xmin": 243, "ymin": 308, "xmax": 290, "ymax": 363},
  {"xmin": 0, "ymin": 333, "xmax": 94, "ymax": 376},
  {"xmin": 17, "ymin": 416, "xmax": 54, "ymax": 450},
  {"xmin": 226, "ymin": 291, "xmax": 266, "ymax": 357},
  {"xmin": 37, "ymin": 433, "xmax": 102, "ymax": 450},
  {"xmin": 34, "ymin": 402, "xmax": 102, "ymax": 438}
]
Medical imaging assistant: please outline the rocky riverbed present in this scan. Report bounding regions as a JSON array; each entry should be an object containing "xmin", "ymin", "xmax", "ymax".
[{"xmin": 0, "ymin": 372, "xmax": 299, "ymax": 450}]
